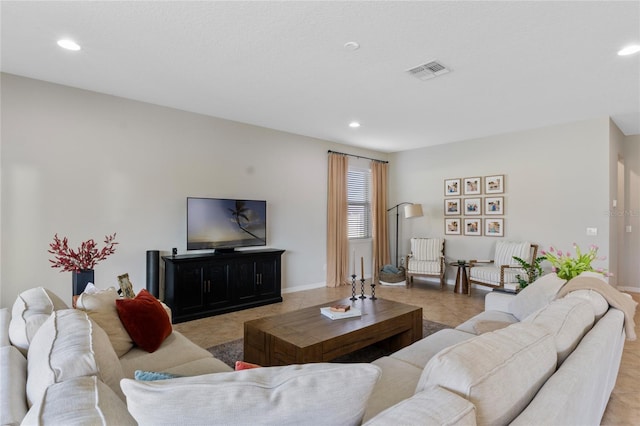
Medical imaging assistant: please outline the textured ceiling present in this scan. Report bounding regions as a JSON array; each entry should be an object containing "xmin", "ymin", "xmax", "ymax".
[{"xmin": 1, "ymin": 1, "xmax": 639, "ymax": 152}]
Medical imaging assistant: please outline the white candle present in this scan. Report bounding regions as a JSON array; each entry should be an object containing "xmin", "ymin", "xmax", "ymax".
[{"xmin": 352, "ymin": 250, "xmax": 356, "ymax": 275}]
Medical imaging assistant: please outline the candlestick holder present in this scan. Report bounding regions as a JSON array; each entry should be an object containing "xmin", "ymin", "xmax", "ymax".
[
  {"xmin": 350, "ymin": 274, "xmax": 357, "ymax": 301},
  {"xmin": 370, "ymin": 282, "xmax": 377, "ymax": 300},
  {"xmin": 359, "ymin": 278, "xmax": 366, "ymax": 299}
]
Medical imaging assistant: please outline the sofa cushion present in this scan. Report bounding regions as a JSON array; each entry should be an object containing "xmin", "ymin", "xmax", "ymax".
[
  {"xmin": 565, "ymin": 289, "xmax": 609, "ymax": 319},
  {"xmin": 364, "ymin": 386, "xmax": 477, "ymax": 426},
  {"xmin": 26, "ymin": 309, "xmax": 125, "ymax": 406},
  {"xmin": 363, "ymin": 356, "xmax": 424, "ymax": 423},
  {"xmin": 390, "ymin": 328, "xmax": 476, "ymax": 369},
  {"xmin": 0, "ymin": 346, "xmax": 28, "ymax": 425},
  {"xmin": 416, "ymin": 322, "xmax": 556, "ymax": 426},
  {"xmin": 21, "ymin": 376, "xmax": 136, "ymax": 426},
  {"xmin": 75, "ymin": 287, "xmax": 134, "ymax": 357},
  {"xmin": 8, "ymin": 287, "xmax": 68, "ymax": 355},
  {"xmin": 410, "ymin": 238, "xmax": 443, "ymax": 261},
  {"xmin": 455, "ymin": 310, "xmax": 518, "ymax": 335},
  {"xmin": 121, "ymin": 363, "xmax": 381, "ymax": 426},
  {"xmin": 163, "ymin": 356, "xmax": 234, "ymax": 376},
  {"xmin": 522, "ymin": 297, "xmax": 595, "ymax": 365},
  {"xmin": 119, "ymin": 330, "xmax": 227, "ymax": 378},
  {"xmin": 1, "ymin": 308, "xmax": 11, "ymax": 347},
  {"xmin": 116, "ymin": 289, "xmax": 172, "ymax": 353},
  {"xmin": 509, "ymin": 273, "xmax": 567, "ymax": 320}
]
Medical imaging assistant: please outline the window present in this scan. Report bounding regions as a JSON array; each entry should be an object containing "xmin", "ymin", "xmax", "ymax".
[{"xmin": 347, "ymin": 164, "xmax": 372, "ymax": 239}]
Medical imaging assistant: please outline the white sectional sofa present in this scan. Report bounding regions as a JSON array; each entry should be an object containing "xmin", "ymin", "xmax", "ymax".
[
  {"xmin": 1, "ymin": 272, "xmax": 634, "ymax": 425},
  {"xmin": 363, "ymin": 272, "xmax": 633, "ymax": 425}
]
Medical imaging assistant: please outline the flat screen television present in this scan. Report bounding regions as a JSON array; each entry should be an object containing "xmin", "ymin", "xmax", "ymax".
[{"xmin": 187, "ymin": 197, "xmax": 267, "ymax": 252}]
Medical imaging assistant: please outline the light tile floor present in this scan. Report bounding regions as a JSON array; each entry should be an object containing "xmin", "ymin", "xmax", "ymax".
[{"xmin": 175, "ymin": 282, "xmax": 640, "ymax": 425}]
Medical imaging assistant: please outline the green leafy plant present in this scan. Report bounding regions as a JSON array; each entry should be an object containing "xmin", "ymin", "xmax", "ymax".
[
  {"xmin": 541, "ymin": 244, "xmax": 609, "ymax": 280},
  {"xmin": 512, "ymin": 255, "xmax": 546, "ymax": 288}
]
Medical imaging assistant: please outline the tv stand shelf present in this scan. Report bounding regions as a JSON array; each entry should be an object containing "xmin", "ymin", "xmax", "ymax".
[{"xmin": 163, "ymin": 249, "xmax": 285, "ymax": 323}]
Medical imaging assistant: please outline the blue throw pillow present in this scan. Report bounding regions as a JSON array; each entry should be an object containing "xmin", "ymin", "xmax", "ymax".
[{"xmin": 134, "ymin": 370, "xmax": 181, "ymax": 381}]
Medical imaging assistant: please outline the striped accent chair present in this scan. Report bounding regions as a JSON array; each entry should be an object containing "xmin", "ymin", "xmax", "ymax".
[
  {"xmin": 405, "ymin": 238, "xmax": 445, "ymax": 288},
  {"xmin": 468, "ymin": 241, "xmax": 538, "ymax": 290}
]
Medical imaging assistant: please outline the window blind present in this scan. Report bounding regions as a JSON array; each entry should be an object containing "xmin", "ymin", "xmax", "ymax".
[{"xmin": 347, "ymin": 167, "xmax": 371, "ymax": 239}]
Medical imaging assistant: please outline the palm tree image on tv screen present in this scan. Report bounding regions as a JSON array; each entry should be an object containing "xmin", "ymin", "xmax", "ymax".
[{"xmin": 187, "ymin": 198, "xmax": 267, "ymax": 250}]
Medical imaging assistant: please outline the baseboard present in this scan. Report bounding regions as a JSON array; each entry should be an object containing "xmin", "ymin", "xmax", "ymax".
[
  {"xmin": 616, "ymin": 286, "xmax": 640, "ymax": 293},
  {"xmin": 282, "ymin": 281, "xmax": 326, "ymax": 294}
]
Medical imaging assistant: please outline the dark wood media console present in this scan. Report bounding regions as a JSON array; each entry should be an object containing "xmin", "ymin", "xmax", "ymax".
[{"xmin": 163, "ymin": 249, "xmax": 285, "ymax": 323}]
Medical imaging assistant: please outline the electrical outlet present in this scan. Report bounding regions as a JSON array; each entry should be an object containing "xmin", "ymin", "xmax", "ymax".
[
  {"xmin": 626, "ymin": 226, "xmax": 632, "ymax": 233},
  {"xmin": 586, "ymin": 227, "xmax": 598, "ymax": 236}
]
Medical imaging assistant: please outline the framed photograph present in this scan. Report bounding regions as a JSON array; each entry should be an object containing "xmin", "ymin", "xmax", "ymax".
[
  {"xmin": 444, "ymin": 178, "xmax": 461, "ymax": 196},
  {"xmin": 445, "ymin": 218, "xmax": 461, "ymax": 235},
  {"xmin": 484, "ymin": 196, "xmax": 504, "ymax": 215},
  {"xmin": 444, "ymin": 198, "xmax": 461, "ymax": 215},
  {"xmin": 463, "ymin": 177, "xmax": 482, "ymax": 195},
  {"xmin": 485, "ymin": 218, "xmax": 504, "ymax": 237},
  {"xmin": 464, "ymin": 218, "xmax": 482, "ymax": 236},
  {"xmin": 463, "ymin": 198, "xmax": 481, "ymax": 216},
  {"xmin": 485, "ymin": 174, "xmax": 505, "ymax": 194},
  {"xmin": 117, "ymin": 273, "xmax": 136, "ymax": 299}
]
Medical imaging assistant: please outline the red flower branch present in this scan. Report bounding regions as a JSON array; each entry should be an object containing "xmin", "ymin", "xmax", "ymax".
[{"xmin": 48, "ymin": 233, "xmax": 118, "ymax": 272}]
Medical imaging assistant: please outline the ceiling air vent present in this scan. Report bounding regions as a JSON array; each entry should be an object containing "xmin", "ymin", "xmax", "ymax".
[{"xmin": 406, "ymin": 60, "xmax": 450, "ymax": 81}]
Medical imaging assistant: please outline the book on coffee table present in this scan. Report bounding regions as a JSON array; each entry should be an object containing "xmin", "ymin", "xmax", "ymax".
[{"xmin": 320, "ymin": 307, "xmax": 361, "ymax": 320}]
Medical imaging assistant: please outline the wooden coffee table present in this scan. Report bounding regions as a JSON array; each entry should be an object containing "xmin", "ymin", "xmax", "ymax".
[{"xmin": 243, "ymin": 297, "xmax": 422, "ymax": 366}]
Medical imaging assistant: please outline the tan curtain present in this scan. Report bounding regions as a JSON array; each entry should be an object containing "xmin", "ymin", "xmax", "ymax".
[
  {"xmin": 326, "ymin": 153, "xmax": 349, "ymax": 287},
  {"xmin": 371, "ymin": 161, "xmax": 390, "ymax": 281}
]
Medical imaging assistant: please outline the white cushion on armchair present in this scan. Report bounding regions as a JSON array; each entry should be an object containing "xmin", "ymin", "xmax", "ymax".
[
  {"xmin": 469, "ymin": 241, "xmax": 532, "ymax": 286},
  {"xmin": 410, "ymin": 238, "xmax": 443, "ymax": 261}
]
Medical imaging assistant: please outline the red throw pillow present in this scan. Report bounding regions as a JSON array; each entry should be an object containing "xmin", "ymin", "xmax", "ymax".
[
  {"xmin": 235, "ymin": 360, "xmax": 261, "ymax": 371},
  {"xmin": 116, "ymin": 289, "xmax": 172, "ymax": 353}
]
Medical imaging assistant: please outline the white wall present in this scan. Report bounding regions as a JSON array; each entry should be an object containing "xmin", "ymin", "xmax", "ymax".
[
  {"xmin": 620, "ymin": 135, "xmax": 640, "ymax": 291},
  {"xmin": 0, "ymin": 74, "xmax": 388, "ymax": 307},
  {"xmin": 388, "ymin": 118, "xmax": 619, "ymax": 287}
]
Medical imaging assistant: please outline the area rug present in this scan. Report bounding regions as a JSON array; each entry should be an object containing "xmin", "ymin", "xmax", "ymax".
[{"xmin": 207, "ymin": 319, "xmax": 451, "ymax": 368}]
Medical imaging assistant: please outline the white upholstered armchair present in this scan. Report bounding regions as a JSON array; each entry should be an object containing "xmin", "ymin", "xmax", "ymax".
[
  {"xmin": 405, "ymin": 238, "xmax": 445, "ymax": 288},
  {"xmin": 468, "ymin": 241, "xmax": 538, "ymax": 290}
]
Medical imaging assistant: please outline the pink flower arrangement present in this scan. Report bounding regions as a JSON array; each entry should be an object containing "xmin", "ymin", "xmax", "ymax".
[
  {"xmin": 540, "ymin": 243, "xmax": 609, "ymax": 280},
  {"xmin": 48, "ymin": 233, "xmax": 118, "ymax": 272}
]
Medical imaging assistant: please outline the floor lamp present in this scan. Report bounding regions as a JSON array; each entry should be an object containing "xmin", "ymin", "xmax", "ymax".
[{"xmin": 387, "ymin": 203, "xmax": 424, "ymax": 267}]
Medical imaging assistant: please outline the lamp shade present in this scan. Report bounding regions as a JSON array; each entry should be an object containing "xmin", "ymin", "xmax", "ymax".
[{"xmin": 404, "ymin": 204, "xmax": 423, "ymax": 218}]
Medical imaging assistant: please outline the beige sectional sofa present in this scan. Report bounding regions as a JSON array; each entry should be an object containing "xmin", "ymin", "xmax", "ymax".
[
  {"xmin": 1, "ymin": 272, "xmax": 634, "ymax": 425},
  {"xmin": 363, "ymin": 272, "xmax": 632, "ymax": 425}
]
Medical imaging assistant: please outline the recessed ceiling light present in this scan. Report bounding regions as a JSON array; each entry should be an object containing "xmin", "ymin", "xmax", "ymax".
[
  {"xmin": 57, "ymin": 39, "xmax": 81, "ymax": 51},
  {"xmin": 618, "ymin": 44, "xmax": 640, "ymax": 56},
  {"xmin": 344, "ymin": 41, "xmax": 360, "ymax": 51},
  {"xmin": 349, "ymin": 121, "xmax": 361, "ymax": 128}
]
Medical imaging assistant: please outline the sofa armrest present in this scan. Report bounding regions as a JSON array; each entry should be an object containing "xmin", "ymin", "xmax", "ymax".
[{"xmin": 485, "ymin": 292, "xmax": 516, "ymax": 313}]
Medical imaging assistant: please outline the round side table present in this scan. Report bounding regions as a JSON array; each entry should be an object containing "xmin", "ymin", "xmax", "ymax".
[{"xmin": 449, "ymin": 262, "xmax": 470, "ymax": 295}]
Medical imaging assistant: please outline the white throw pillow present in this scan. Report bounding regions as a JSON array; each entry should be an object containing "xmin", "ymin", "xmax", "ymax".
[
  {"xmin": 121, "ymin": 363, "xmax": 381, "ymax": 426},
  {"xmin": 26, "ymin": 309, "xmax": 125, "ymax": 406},
  {"xmin": 509, "ymin": 273, "xmax": 567, "ymax": 320},
  {"xmin": 22, "ymin": 376, "xmax": 136, "ymax": 426},
  {"xmin": 0, "ymin": 346, "xmax": 28, "ymax": 425},
  {"xmin": 8, "ymin": 287, "xmax": 68, "ymax": 355},
  {"xmin": 75, "ymin": 287, "xmax": 134, "ymax": 357},
  {"xmin": 416, "ymin": 322, "xmax": 556, "ymax": 426},
  {"xmin": 523, "ymin": 298, "xmax": 595, "ymax": 365}
]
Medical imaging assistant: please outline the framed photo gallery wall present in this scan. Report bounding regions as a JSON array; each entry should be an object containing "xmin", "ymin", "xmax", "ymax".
[{"xmin": 443, "ymin": 175, "xmax": 505, "ymax": 237}]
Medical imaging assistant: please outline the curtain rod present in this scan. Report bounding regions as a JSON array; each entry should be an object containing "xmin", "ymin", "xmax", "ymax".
[{"xmin": 327, "ymin": 150, "xmax": 388, "ymax": 164}]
